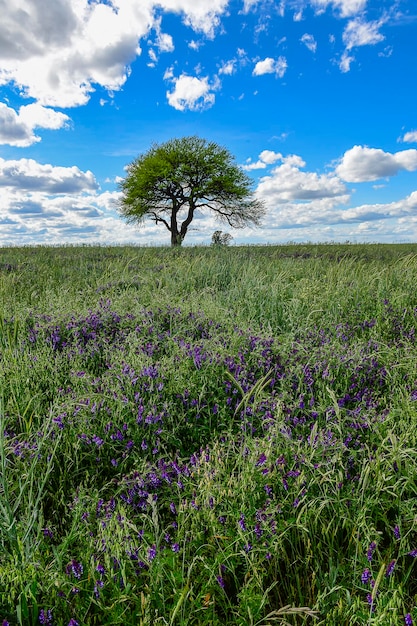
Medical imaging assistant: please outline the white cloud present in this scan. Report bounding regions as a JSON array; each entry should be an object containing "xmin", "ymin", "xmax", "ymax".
[
  {"xmin": 163, "ymin": 66, "xmax": 175, "ymax": 80},
  {"xmin": 152, "ymin": 16, "xmax": 175, "ymax": 53},
  {"xmin": 242, "ymin": 160, "xmax": 267, "ymax": 171},
  {"xmin": 336, "ymin": 145, "xmax": 417, "ymax": 182},
  {"xmin": 244, "ymin": 148, "xmax": 417, "ymax": 242},
  {"xmin": 253, "ymin": 57, "xmax": 275, "ymax": 75},
  {"xmin": 0, "ymin": 0, "xmax": 230, "ymax": 109},
  {"xmin": 0, "ymin": 157, "xmax": 98, "ymax": 193},
  {"xmin": 253, "ymin": 56, "xmax": 287, "ymax": 77},
  {"xmin": 218, "ymin": 60, "xmax": 236, "ymax": 75},
  {"xmin": 312, "ymin": 0, "xmax": 367, "ymax": 18},
  {"xmin": 242, "ymin": 0, "xmax": 263, "ymax": 12},
  {"xmin": 257, "ymin": 157, "xmax": 347, "ymax": 205},
  {"xmin": 159, "ymin": 0, "xmax": 229, "ymax": 36},
  {"xmin": 343, "ymin": 16, "xmax": 385, "ymax": 50},
  {"xmin": 166, "ymin": 73, "xmax": 218, "ymax": 111},
  {"xmin": 400, "ymin": 130, "xmax": 417, "ymax": 144},
  {"xmin": 147, "ymin": 16, "xmax": 174, "ymax": 66},
  {"xmin": 243, "ymin": 151, "xmax": 304, "ymax": 170},
  {"xmin": 336, "ymin": 14, "xmax": 386, "ymax": 71},
  {"xmin": 259, "ymin": 150, "xmax": 283, "ymax": 164},
  {"xmin": 339, "ymin": 50, "xmax": 355, "ymax": 72},
  {"xmin": 156, "ymin": 31, "xmax": 174, "ymax": 53},
  {"xmin": 0, "ymin": 1, "xmax": 152, "ymax": 107},
  {"xmin": 301, "ymin": 33, "xmax": 317, "ymax": 53},
  {"xmin": 0, "ymin": 156, "xmax": 126, "ymax": 245},
  {"xmin": 0, "ymin": 102, "xmax": 71, "ymax": 147}
]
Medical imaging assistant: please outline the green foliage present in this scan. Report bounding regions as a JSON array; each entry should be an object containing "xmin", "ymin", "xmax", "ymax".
[{"xmin": 118, "ymin": 136, "xmax": 265, "ymax": 245}]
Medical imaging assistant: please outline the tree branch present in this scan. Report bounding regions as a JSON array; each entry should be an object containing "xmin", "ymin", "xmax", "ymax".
[{"xmin": 149, "ymin": 212, "xmax": 171, "ymax": 231}]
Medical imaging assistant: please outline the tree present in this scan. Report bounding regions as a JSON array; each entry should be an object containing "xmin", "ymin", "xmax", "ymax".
[
  {"xmin": 118, "ymin": 136, "xmax": 265, "ymax": 246},
  {"xmin": 211, "ymin": 230, "xmax": 233, "ymax": 246}
]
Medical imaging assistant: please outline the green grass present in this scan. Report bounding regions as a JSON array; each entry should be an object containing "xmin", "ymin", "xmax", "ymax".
[{"xmin": 1, "ymin": 243, "xmax": 417, "ymax": 625}]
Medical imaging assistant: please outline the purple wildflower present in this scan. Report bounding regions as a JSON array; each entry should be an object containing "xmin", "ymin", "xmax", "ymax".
[
  {"xmin": 405, "ymin": 615, "xmax": 413, "ymax": 626},
  {"xmin": 366, "ymin": 593, "xmax": 376, "ymax": 613},
  {"xmin": 96, "ymin": 563, "xmax": 106, "ymax": 576},
  {"xmin": 394, "ymin": 525, "xmax": 401, "ymax": 540},
  {"xmin": 68, "ymin": 620, "xmax": 79, "ymax": 626},
  {"xmin": 254, "ymin": 522, "xmax": 263, "ymax": 539},
  {"xmin": 256, "ymin": 453, "xmax": 267, "ymax": 467},
  {"xmin": 238, "ymin": 514, "xmax": 246, "ymax": 531},
  {"xmin": 361, "ymin": 568, "xmax": 371, "ymax": 584},
  {"xmin": 148, "ymin": 545, "xmax": 157, "ymax": 561},
  {"xmin": 94, "ymin": 581, "xmax": 102, "ymax": 598},
  {"xmin": 170, "ymin": 502, "xmax": 177, "ymax": 515},
  {"xmin": 217, "ymin": 575, "xmax": 225, "ymax": 588},
  {"xmin": 66, "ymin": 560, "xmax": 83, "ymax": 579},
  {"xmin": 386, "ymin": 560, "xmax": 396, "ymax": 577},
  {"xmin": 367, "ymin": 541, "xmax": 376, "ymax": 562},
  {"xmin": 39, "ymin": 609, "xmax": 53, "ymax": 625},
  {"xmin": 409, "ymin": 550, "xmax": 417, "ymax": 558}
]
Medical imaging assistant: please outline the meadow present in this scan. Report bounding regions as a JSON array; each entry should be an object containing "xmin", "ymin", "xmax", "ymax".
[{"xmin": 1, "ymin": 242, "xmax": 417, "ymax": 625}]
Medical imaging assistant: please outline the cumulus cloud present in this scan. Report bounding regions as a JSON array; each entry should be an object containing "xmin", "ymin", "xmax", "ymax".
[
  {"xmin": 336, "ymin": 145, "xmax": 417, "ymax": 182},
  {"xmin": 0, "ymin": 1, "xmax": 154, "ymax": 107},
  {"xmin": 257, "ymin": 156, "xmax": 347, "ymax": 205},
  {"xmin": 243, "ymin": 147, "xmax": 417, "ymax": 242},
  {"xmin": 262, "ymin": 190, "xmax": 417, "ymax": 235},
  {"xmin": 400, "ymin": 130, "xmax": 417, "ymax": 144},
  {"xmin": 0, "ymin": 158, "xmax": 98, "ymax": 193},
  {"xmin": 259, "ymin": 150, "xmax": 283, "ymax": 164},
  {"xmin": 243, "ymin": 150, "xmax": 284, "ymax": 170},
  {"xmin": 0, "ymin": 102, "xmax": 71, "ymax": 147},
  {"xmin": 0, "ymin": 0, "xmax": 230, "ymax": 109},
  {"xmin": 0, "ymin": 159, "xmax": 131, "ymax": 245},
  {"xmin": 301, "ymin": 33, "xmax": 317, "ymax": 53},
  {"xmin": 161, "ymin": 0, "xmax": 229, "ymax": 36},
  {"xmin": 243, "ymin": 160, "xmax": 267, "ymax": 171},
  {"xmin": 166, "ymin": 73, "xmax": 218, "ymax": 111},
  {"xmin": 253, "ymin": 56, "xmax": 287, "ymax": 77}
]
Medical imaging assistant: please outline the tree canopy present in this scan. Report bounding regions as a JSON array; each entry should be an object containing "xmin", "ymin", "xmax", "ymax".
[{"xmin": 118, "ymin": 136, "xmax": 265, "ymax": 246}]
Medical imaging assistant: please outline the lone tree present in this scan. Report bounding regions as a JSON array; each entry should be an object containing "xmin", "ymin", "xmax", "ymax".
[{"xmin": 118, "ymin": 136, "xmax": 265, "ymax": 246}]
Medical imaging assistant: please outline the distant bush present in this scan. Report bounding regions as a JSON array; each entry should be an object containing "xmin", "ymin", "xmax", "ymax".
[{"xmin": 211, "ymin": 230, "xmax": 233, "ymax": 246}]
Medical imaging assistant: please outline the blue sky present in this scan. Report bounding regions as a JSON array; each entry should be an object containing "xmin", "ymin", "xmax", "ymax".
[{"xmin": 1, "ymin": 0, "xmax": 416, "ymax": 246}]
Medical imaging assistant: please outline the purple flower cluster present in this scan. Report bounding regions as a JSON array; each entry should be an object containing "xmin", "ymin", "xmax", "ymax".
[
  {"xmin": 4, "ymin": 295, "xmax": 417, "ymax": 622},
  {"xmin": 65, "ymin": 560, "xmax": 83, "ymax": 580}
]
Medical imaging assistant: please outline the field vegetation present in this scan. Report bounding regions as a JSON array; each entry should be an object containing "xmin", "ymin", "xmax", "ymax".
[{"xmin": 1, "ymin": 243, "xmax": 417, "ymax": 625}]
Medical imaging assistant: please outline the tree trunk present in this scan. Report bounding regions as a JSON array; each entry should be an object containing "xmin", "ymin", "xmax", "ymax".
[
  {"xmin": 170, "ymin": 230, "xmax": 182, "ymax": 246},
  {"xmin": 170, "ymin": 207, "xmax": 182, "ymax": 246}
]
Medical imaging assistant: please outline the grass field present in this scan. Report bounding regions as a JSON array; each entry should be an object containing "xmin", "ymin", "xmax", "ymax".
[{"xmin": 1, "ymin": 243, "xmax": 417, "ymax": 625}]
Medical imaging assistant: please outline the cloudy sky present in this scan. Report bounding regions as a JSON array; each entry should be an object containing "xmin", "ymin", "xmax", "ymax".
[{"xmin": 1, "ymin": 0, "xmax": 416, "ymax": 246}]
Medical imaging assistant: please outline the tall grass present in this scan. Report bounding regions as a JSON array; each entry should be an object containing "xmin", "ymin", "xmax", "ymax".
[{"xmin": 1, "ymin": 243, "xmax": 417, "ymax": 625}]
